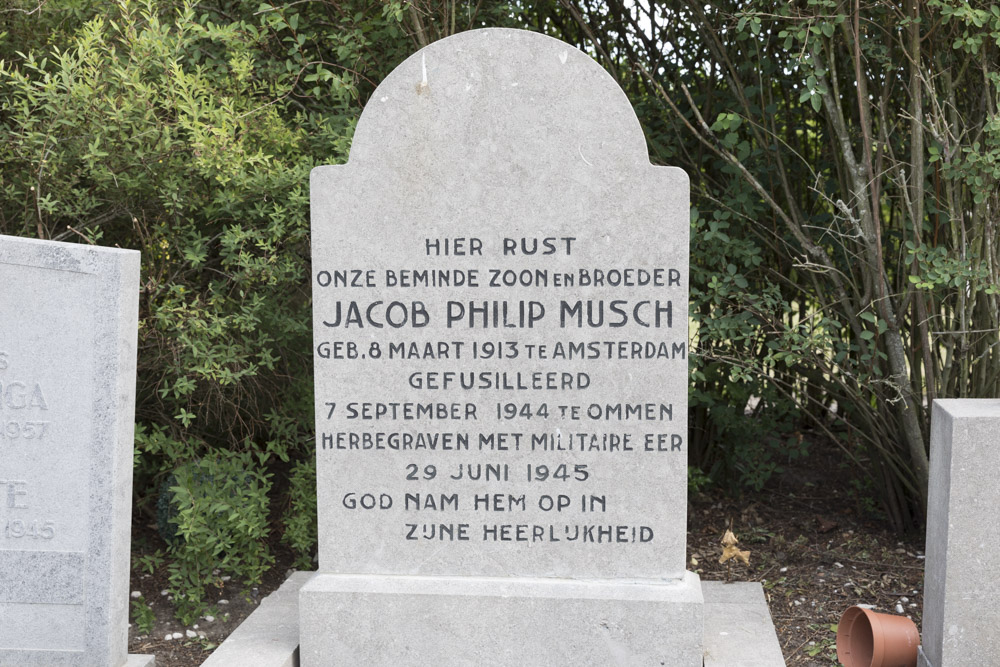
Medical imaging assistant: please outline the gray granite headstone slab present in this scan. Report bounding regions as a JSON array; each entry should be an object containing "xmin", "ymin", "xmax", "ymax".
[
  {"xmin": 0, "ymin": 235, "xmax": 140, "ymax": 666},
  {"xmin": 920, "ymin": 399, "xmax": 1000, "ymax": 667},
  {"xmin": 311, "ymin": 28, "xmax": 689, "ymax": 581}
]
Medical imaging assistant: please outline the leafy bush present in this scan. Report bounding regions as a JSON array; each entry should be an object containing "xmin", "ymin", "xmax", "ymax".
[
  {"xmin": 1, "ymin": 0, "xmax": 517, "ymax": 621},
  {"xmin": 130, "ymin": 596, "xmax": 156, "ymax": 636},
  {"xmin": 281, "ymin": 457, "xmax": 317, "ymax": 570},
  {"xmin": 538, "ymin": 0, "xmax": 1000, "ymax": 529},
  {"xmin": 164, "ymin": 452, "xmax": 273, "ymax": 625}
]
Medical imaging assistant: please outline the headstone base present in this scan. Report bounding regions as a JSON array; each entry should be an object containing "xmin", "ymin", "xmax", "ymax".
[
  {"xmin": 202, "ymin": 571, "xmax": 313, "ymax": 667},
  {"xmin": 299, "ymin": 572, "xmax": 704, "ymax": 666},
  {"xmin": 702, "ymin": 581, "xmax": 784, "ymax": 666},
  {"xmin": 917, "ymin": 646, "xmax": 933, "ymax": 667},
  {"xmin": 126, "ymin": 655, "xmax": 156, "ymax": 667}
]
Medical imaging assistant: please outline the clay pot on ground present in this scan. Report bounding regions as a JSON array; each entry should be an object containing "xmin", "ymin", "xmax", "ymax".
[{"xmin": 836, "ymin": 605, "xmax": 920, "ymax": 667}]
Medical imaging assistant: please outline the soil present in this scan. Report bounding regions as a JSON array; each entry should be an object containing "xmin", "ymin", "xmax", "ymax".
[
  {"xmin": 128, "ymin": 448, "xmax": 925, "ymax": 666},
  {"xmin": 686, "ymin": 453, "xmax": 925, "ymax": 665}
]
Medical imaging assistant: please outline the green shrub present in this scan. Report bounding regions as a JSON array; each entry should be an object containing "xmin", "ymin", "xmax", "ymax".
[
  {"xmin": 130, "ymin": 596, "xmax": 156, "ymax": 636},
  {"xmin": 1, "ymin": 0, "xmax": 519, "ymax": 621},
  {"xmin": 282, "ymin": 457, "xmax": 317, "ymax": 569},
  {"xmin": 164, "ymin": 452, "xmax": 273, "ymax": 625},
  {"xmin": 0, "ymin": 0, "xmax": 355, "ymax": 621}
]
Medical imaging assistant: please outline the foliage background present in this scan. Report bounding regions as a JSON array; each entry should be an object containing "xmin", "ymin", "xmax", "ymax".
[
  {"xmin": 2, "ymin": 0, "xmax": 997, "ymax": 620},
  {"xmin": 537, "ymin": 0, "xmax": 1000, "ymax": 530}
]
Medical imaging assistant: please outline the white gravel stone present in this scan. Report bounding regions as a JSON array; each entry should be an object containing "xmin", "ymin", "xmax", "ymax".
[
  {"xmin": 218, "ymin": 599, "xmax": 229, "ymax": 605},
  {"xmin": 204, "ymin": 615, "xmax": 215, "ymax": 623},
  {"xmin": 171, "ymin": 632, "xmax": 183, "ymax": 640},
  {"xmin": 131, "ymin": 591, "xmax": 142, "ymax": 599},
  {"xmin": 186, "ymin": 630, "xmax": 197, "ymax": 638}
]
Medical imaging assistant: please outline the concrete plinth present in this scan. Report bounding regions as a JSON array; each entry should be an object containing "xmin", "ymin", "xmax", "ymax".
[
  {"xmin": 702, "ymin": 582, "xmax": 785, "ymax": 667},
  {"xmin": 201, "ymin": 572, "xmax": 314, "ymax": 667},
  {"xmin": 299, "ymin": 572, "xmax": 704, "ymax": 666}
]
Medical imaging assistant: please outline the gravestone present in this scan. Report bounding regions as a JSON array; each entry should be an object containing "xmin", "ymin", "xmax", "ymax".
[
  {"xmin": 918, "ymin": 399, "xmax": 1000, "ymax": 667},
  {"xmin": 0, "ymin": 235, "xmax": 152, "ymax": 667},
  {"xmin": 301, "ymin": 28, "xmax": 701, "ymax": 665}
]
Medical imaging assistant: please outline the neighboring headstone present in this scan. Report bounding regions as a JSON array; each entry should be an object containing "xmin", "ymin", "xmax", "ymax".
[
  {"xmin": 301, "ymin": 27, "xmax": 699, "ymax": 665},
  {"xmin": 0, "ymin": 235, "xmax": 152, "ymax": 667},
  {"xmin": 918, "ymin": 399, "xmax": 1000, "ymax": 667}
]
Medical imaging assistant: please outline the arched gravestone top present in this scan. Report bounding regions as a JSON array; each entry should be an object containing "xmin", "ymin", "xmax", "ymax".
[
  {"xmin": 310, "ymin": 28, "xmax": 690, "ymax": 582},
  {"xmin": 348, "ymin": 27, "xmax": 648, "ymax": 170}
]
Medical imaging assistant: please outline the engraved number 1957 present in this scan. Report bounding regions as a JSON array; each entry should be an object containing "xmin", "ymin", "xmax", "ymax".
[{"xmin": 0, "ymin": 421, "xmax": 50, "ymax": 439}]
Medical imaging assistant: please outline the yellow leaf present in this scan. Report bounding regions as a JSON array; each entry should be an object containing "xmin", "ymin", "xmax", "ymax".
[
  {"xmin": 719, "ymin": 523, "xmax": 750, "ymax": 566},
  {"xmin": 720, "ymin": 544, "xmax": 751, "ymax": 565}
]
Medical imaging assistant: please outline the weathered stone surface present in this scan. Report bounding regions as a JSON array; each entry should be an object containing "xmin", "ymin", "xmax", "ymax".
[
  {"xmin": 921, "ymin": 399, "xmax": 1000, "ymax": 667},
  {"xmin": 310, "ymin": 27, "xmax": 689, "ymax": 583},
  {"xmin": 300, "ymin": 572, "xmax": 704, "ymax": 666},
  {"xmin": 0, "ymin": 235, "xmax": 140, "ymax": 666}
]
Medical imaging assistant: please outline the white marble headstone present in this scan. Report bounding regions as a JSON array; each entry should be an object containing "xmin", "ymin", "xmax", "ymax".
[{"xmin": 0, "ymin": 235, "xmax": 140, "ymax": 666}]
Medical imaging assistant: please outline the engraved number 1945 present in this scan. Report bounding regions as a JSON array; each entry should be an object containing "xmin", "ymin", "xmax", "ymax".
[{"xmin": 3, "ymin": 519, "xmax": 55, "ymax": 540}]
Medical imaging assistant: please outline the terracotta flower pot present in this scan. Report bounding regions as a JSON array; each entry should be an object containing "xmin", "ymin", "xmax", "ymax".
[{"xmin": 836, "ymin": 605, "xmax": 920, "ymax": 667}]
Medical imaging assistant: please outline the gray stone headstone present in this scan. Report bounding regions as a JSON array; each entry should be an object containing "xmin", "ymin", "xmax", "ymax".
[
  {"xmin": 919, "ymin": 399, "xmax": 1000, "ymax": 667},
  {"xmin": 301, "ymin": 28, "xmax": 702, "ymax": 665},
  {"xmin": 0, "ymin": 235, "xmax": 142, "ymax": 666}
]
